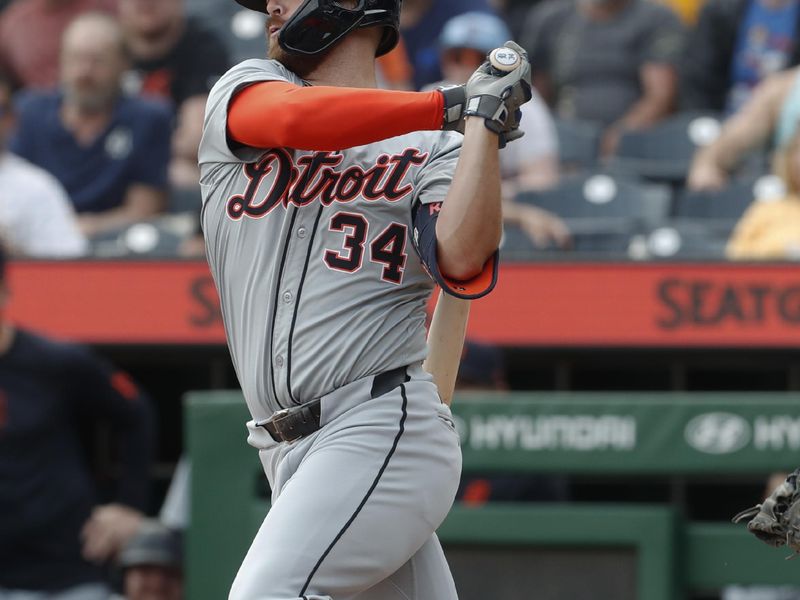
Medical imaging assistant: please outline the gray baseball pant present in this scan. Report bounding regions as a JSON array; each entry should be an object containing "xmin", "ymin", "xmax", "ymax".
[{"xmin": 231, "ymin": 363, "xmax": 461, "ymax": 600}]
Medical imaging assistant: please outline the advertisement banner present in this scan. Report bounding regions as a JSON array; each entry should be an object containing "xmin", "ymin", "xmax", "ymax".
[
  {"xmin": 8, "ymin": 261, "xmax": 800, "ymax": 346},
  {"xmin": 453, "ymin": 393, "xmax": 800, "ymax": 474}
]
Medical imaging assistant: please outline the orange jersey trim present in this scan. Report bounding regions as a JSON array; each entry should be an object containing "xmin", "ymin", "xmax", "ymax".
[{"xmin": 228, "ymin": 81, "xmax": 444, "ymax": 151}]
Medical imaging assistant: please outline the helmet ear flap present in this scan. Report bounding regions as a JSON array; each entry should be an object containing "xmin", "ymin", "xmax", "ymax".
[{"xmin": 375, "ymin": 26, "xmax": 399, "ymax": 57}]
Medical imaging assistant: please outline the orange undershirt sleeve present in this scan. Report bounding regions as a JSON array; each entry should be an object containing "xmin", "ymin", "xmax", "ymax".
[{"xmin": 227, "ymin": 81, "xmax": 445, "ymax": 151}]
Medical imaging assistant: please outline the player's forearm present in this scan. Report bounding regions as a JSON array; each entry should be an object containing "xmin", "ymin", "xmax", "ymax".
[
  {"xmin": 228, "ymin": 82, "xmax": 444, "ymax": 151},
  {"xmin": 435, "ymin": 118, "xmax": 502, "ymax": 280}
]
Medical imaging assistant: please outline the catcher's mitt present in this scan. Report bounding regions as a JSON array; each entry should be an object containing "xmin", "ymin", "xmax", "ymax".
[{"xmin": 733, "ymin": 468, "xmax": 800, "ymax": 556}]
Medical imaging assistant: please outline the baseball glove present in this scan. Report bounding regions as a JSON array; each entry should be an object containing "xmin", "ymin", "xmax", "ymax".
[{"xmin": 733, "ymin": 468, "xmax": 800, "ymax": 555}]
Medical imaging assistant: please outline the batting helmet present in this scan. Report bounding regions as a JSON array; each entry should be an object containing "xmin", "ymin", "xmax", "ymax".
[{"xmin": 234, "ymin": 0, "xmax": 402, "ymax": 57}]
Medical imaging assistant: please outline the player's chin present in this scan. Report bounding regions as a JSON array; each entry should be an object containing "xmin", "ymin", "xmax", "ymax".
[{"xmin": 269, "ymin": 45, "xmax": 324, "ymax": 77}]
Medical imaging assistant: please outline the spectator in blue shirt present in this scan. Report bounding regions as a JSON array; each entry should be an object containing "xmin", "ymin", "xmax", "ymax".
[
  {"xmin": 682, "ymin": 0, "xmax": 800, "ymax": 113},
  {"xmin": 10, "ymin": 12, "xmax": 171, "ymax": 239}
]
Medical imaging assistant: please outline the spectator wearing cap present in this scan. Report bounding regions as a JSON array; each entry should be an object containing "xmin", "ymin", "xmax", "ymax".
[
  {"xmin": 0, "ymin": 241, "xmax": 154, "ymax": 597},
  {"xmin": 0, "ymin": 0, "xmax": 117, "ymax": 91},
  {"xmin": 10, "ymin": 12, "xmax": 171, "ymax": 239},
  {"xmin": 118, "ymin": 0, "xmax": 230, "ymax": 190},
  {"xmin": 521, "ymin": 0, "xmax": 684, "ymax": 156},
  {"xmin": 440, "ymin": 12, "xmax": 560, "ymax": 193},
  {"xmin": 117, "ymin": 521, "xmax": 183, "ymax": 600},
  {"xmin": 428, "ymin": 12, "xmax": 571, "ymax": 250},
  {"xmin": 0, "ymin": 74, "xmax": 87, "ymax": 257},
  {"xmin": 400, "ymin": 0, "xmax": 496, "ymax": 90}
]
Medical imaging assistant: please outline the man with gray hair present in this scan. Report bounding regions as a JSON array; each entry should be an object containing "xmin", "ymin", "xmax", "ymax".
[
  {"xmin": 0, "ymin": 74, "xmax": 87, "ymax": 257},
  {"xmin": 10, "ymin": 12, "xmax": 172, "ymax": 239}
]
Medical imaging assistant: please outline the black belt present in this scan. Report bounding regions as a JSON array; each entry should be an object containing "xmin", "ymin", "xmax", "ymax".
[{"xmin": 258, "ymin": 366, "xmax": 409, "ymax": 443}]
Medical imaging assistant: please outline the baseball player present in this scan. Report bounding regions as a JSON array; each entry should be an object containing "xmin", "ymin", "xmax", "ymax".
[{"xmin": 198, "ymin": 0, "xmax": 531, "ymax": 598}]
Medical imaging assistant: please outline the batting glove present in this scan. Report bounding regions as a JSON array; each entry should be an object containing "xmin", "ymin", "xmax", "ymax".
[{"xmin": 464, "ymin": 41, "xmax": 532, "ymax": 139}]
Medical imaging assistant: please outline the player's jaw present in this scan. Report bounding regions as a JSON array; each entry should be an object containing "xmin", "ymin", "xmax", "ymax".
[
  {"xmin": 265, "ymin": 17, "xmax": 325, "ymax": 76},
  {"xmin": 265, "ymin": 16, "xmax": 284, "ymax": 53}
]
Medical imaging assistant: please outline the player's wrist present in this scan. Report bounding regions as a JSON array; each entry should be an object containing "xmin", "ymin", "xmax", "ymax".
[
  {"xmin": 438, "ymin": 85, "xmax": 466, "ymax": 132},
  {"xmin": 463, "ymin": 95, "xmax": 508, "ymax": 134}
]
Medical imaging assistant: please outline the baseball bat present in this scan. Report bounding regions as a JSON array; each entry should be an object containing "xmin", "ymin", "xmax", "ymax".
[{"xmin": 423, "ymin": 290, "xmax": 471, "ymax": 407}]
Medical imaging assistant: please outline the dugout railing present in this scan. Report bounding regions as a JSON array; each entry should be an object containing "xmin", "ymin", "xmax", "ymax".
[{"xmin": 186, "ymin": 392, "xmax": 800, "ymax": 600}]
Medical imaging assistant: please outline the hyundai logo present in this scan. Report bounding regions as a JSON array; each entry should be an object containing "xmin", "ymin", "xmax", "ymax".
[{"xmin": 685, "ymin": 412, "xmax": 751, "ymax": 454}]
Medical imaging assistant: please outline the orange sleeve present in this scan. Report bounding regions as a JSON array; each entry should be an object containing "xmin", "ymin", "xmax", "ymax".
[{"xmin": 228, "ymin": 81, "xmax": 444, "ymax": 151}]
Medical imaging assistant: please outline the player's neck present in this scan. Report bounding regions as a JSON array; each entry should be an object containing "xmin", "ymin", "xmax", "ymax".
[{"xmin": 303, "ymin": 34, "xmax": 379, "ymax": 89}]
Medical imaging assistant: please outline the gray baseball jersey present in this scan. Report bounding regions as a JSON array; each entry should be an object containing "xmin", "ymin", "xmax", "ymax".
[
  {"xmin": 198, "ymin": 58, "xmax": 489, "ymax": 600},
  {"xmin": 200, "ymin": 59, "xmax": 465, "ymax": 420}
]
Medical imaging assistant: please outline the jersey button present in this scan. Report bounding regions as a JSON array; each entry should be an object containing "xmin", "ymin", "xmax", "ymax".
[
  {"xmin": 283, "ymin": 291, "xmax": 292, "ymax": 303},
  {"xmin": 297, "ymin": 227, "xmax": 307, "ymax": 238},
  {"xmin": 275, "ymin": 355, "xmax": 284, "ymax": 367}
]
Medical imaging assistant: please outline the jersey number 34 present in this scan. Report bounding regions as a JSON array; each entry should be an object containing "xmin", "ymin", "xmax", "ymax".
[{"xmin": 324, "ymin": 211, "xmax": 408, "ymax": 285}]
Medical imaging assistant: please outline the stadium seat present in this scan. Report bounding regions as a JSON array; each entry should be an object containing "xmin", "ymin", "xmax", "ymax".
[
  {"xmin": 608, "ymin": 111, "xmax": 723, "ymax": 183},
  {"xmin": 500, "ymin": 223, "xmax": 633, "ymax": 258},
  {"xmin": 89, "ymin": 216, "xmax": 196, "ymax": 258},
  {"xmin": 511, "ymin": 173, "xmax": 666, "ymax": 256},
  {"xmin": 516, "ymin": 172, "xmax": 666, "ymax": 224},
  {"xmin": 630, "ymin": 222, "xmax": 730, "ymax": 260},
  {"xmin": 554, "ymin": 118, "xmax": 602, "ymax": 171},
  {"xmin": 672, "ymin": 174, "xmax": 782, "ymax": 221}
]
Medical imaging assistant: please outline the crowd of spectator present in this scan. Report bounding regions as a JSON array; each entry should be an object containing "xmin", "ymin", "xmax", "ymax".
[
  {"xmin": 1, "ymin": 0, "xmax": 799, "ymax": 260},
  {"xmin": 2, "ymin": 0, "xmax": 800, "ymax": 597}
]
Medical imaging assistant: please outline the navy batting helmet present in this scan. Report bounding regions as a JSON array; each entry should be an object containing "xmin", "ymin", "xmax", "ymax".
[{"xmin": 234, "ymin": 0, "xmax": 401, "ymax": 57}]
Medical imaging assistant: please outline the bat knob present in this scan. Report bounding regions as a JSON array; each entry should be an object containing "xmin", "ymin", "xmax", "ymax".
[{"xmin": 488, "ymin": 47, "xmax": 521, "ymax": 75}]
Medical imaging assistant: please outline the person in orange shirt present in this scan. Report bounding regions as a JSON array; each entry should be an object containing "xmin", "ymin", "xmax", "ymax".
[{"xmin": 727, "ymin": 126, "xmax": 800, "ymax": 259}]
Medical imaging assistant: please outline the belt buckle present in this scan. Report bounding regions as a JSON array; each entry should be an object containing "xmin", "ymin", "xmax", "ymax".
[
  {"xmin": 268, "ymin": 408, "xmax": 291, "ymax": 424},
  {"xmin": 270, "ymin": 408, "xmax": 301, "ymax": 442}
]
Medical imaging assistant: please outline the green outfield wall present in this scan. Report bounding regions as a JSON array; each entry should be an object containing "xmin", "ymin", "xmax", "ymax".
[{"xmin": 187, "ymin": 392, "xmax": 800, "ymax": 599}]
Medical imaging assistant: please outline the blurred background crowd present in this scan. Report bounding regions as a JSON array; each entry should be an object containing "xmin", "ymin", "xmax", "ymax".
[
  {"xmin": 1, "ymin": 0, "xmax": 800, "ymax": 262},
  {"xmin": 2, "ymin": 0, "xmax": 800, "ymax": 598}
]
